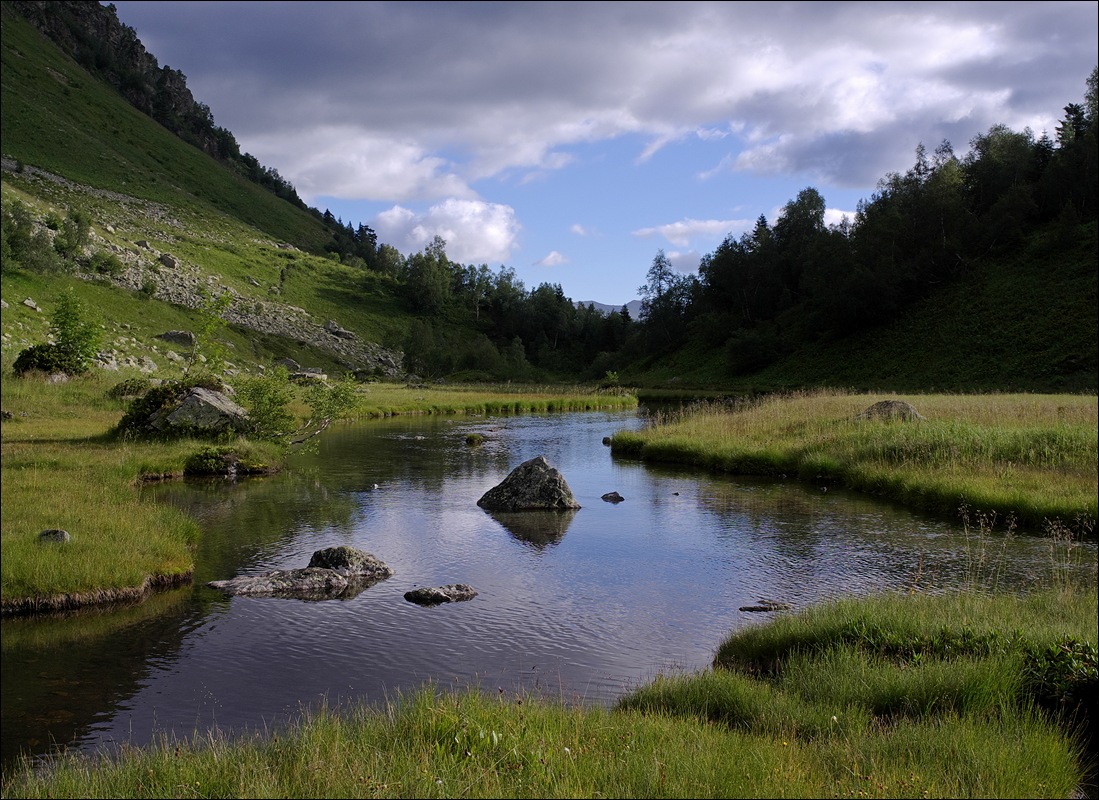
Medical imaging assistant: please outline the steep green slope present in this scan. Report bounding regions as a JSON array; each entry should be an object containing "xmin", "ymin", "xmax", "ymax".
[
  {"xmin": 625, "ymin": 221, "xmax": 1098, "ymax": 395},
  {"xmin": 1, "ymin": 4, "xmax": 412, "ymax": 377},
  {"xmin": 0, "ymin": 4, "xmax": 327, "ymax": 248}
]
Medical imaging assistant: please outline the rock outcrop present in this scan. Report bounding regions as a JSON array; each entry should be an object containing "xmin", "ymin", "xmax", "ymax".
[
  {"xmin": 207, "ymin": 546, "xmax": 393, "ymax": 599},
  {"xmin": 146, "ymin": 387, "xmax": 250, "ymax": 436},
  {"xmin": 477, "ymin": 456, "xmax": 581, "ymax": 512}
]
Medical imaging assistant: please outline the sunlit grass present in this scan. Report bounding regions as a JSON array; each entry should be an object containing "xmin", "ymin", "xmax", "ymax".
[
  {"xmin": 351, "ymin": 382, "xmax": 637, "ymax": 417},
  {"xmin": 611, "ymin": 389, "xmax": 1098, "ymax": 532},
  {"xmin": 0, "ymin": 371, "xmax": 635, "ymax": 606}
]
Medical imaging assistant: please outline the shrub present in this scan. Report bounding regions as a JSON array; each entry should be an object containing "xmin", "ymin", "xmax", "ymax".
[
  {"xmin": 106, "ymin": 377, "xmax": 153, "ymax": 399},
  {"xmin": 11, "ymin": 290, "xmax": 101, "ymax": 376},
  {"xmin": 11, "ymin": 342, "xmax": 80, "ymax": 376},
  {"xmin": 88, "ymin": 250, "xmax": 124, "ymax": 276}
]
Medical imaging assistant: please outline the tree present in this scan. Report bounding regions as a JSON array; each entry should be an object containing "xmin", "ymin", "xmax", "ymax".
[
  {"xmin": 638, "ymin": 250, "xmax": 694, "ymax": 348},
  {"xmin": 12, "ymin": 288, "xmax": 101, "ymax": 376},
  {"xmin": 403, "ymin": 236, "xmax": 453, "ymax": 315}
]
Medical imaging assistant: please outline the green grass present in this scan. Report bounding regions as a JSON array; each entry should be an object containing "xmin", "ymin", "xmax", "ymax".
[
  {"xmin": 3, "ymin": 586, "xmax": 1093, "ymax": 799},
  {"xmin": 611, "ymin": 390, "xmax": 1098, "ymax": 533},
  {"xmin": 0, "ymin": 369, "xmax": 636, "ymax": 608}
]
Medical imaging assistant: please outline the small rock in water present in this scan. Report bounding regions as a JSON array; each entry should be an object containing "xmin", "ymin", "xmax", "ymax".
[{"xmin": 404, "ymin": 584, "xmax": 478, "ymax": 605}]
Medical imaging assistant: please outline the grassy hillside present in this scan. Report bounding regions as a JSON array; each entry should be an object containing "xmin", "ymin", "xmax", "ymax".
[{"xmin": 1, "ymin": 4, "xmax": 414, "ymax": 377}]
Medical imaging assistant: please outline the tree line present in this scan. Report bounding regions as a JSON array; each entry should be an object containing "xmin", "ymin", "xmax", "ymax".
[{"xmin": 336, "ymin": 68, "xmax": 1096, "ymax": 383}]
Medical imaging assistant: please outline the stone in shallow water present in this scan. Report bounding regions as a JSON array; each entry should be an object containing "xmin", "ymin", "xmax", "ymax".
[{"xmin": 404, "ymin": 584, "xmax": 478, "ymax": 605}]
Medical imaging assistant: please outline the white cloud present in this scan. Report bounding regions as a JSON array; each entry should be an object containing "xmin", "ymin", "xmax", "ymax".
[
  {"xmin": 535, "ymin": 251, "xmax": 570, "ymax": 267},
  {"xmin": 570, "ymin": 224, "xmax": 594, "ymax": 237},
  {"xmin": 245, "ymin": 126, "xmax": 475, "ymax": 205},
  {"xmin": 824, "ymin": 207, "xmax": 857, "ymax": 228},
  {"xmin": 665, "ymin": 250, "xmax": 703, "ymax": 274},
  {"xmin": 115, "ymin": 1, "xmax": 1097, "ymax": 215},
  {"xmin": 372, "ymin": 199, "xmax": 520, "ymax": 264},
  {"xmin": 633, "ymin": 218, "xmax": 751, "ymax": 248}
]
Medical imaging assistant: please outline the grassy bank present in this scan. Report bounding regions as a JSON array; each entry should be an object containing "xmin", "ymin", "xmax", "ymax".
[
  {"xmin": 2, "ymin": 586, "xmax": 1093, "ymax": 798},
  {"xmin": 0, "ymin": 370, "xmax": 635, "ymax": 611},
  {"xmin": 612, "ymin": 390, "xmax": 1098, "ymax": 534}
]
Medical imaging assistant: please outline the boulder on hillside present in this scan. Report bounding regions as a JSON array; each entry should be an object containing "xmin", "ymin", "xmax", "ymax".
[
  {"xmin": 855, "ymin": 400, "xmax": 924, "ymax": 422},
  {"xmin": 156, "ymin": 330, "xmax": 195, "ymax": 347},
  {"xmin": 146, "ymin": 387, "xmax": 250, "ymax": 436},
  {"xmin": 323, "ymin": 319, "xmax": 356, "ymax": 339},
  {"xmin": 208, "ymin": 546, "xmax": 393, "ymax": 599},
  {"xmin": 477, "ymin": 456, "xmax": 581, "ymax": 512}
]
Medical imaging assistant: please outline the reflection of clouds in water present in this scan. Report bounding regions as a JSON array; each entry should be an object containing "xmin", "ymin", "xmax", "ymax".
[{"xmin": 17, "ymin": 409, "xmax": 1095, "ymax": 772}]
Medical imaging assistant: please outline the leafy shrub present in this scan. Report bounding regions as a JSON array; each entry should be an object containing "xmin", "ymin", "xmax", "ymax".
[
  {"xmin": 235, "ymin": 367, "xmax": 296, "ymax": 440},
  {"xmin": 106, "ymin": 377, "xmax": 153, "ymax": 399},
  {"xmin": 11, "ymin": 342, "xmax": 81, "ymax": 376},
  {"xmin": 88, "ymin": 250, "xmax": 124, "ymax": 276},
  {"xmin": 183, "ymin": 445, "xmax": 236, "ymax": 476},
  {"xmin": 53, "ymin": 209, "xmax": 90, "ymax": 258},
  {"xmin": 11, "ymin": 290, "xmax": 101, "ymax": 376},
  {"xmin": 183, "ymin": 445, "xmax": 271, "ymax": 477}
]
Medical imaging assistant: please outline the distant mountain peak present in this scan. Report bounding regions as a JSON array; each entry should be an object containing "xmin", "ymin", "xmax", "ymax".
[{"xmin": 574, "ymin": 299, "xmax": 642, "ymax": 316}]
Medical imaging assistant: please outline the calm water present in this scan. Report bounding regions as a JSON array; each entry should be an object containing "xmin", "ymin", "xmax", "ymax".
[{"xmin": 2, "ymin": 409, "xmax": 1093, "ymax": 771}]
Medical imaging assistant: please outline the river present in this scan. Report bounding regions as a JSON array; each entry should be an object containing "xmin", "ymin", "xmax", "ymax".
[{"xmin": 2, "ymin": 409, "xmax": 1093, "ymax": 772}]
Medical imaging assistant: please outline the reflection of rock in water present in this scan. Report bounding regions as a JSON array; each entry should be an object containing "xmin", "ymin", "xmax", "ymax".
[{"xmin": 489, "ymin": 509, "xmax": 578, "ymax": 549}]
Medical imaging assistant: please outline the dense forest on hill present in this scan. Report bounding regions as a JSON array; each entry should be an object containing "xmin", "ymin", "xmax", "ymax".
[{"xmin": 2, "ymin": 0, "xmax": 1096, "ymax": 392}]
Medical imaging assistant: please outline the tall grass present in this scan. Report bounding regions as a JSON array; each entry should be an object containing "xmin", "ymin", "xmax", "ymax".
[{"xmin": 612, "ymin": 389, "xmax": 1098, "ymax": 533}]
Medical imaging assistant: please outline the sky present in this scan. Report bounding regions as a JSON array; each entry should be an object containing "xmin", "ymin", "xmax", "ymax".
[{"xmin": 109, "ymin": 1, "xmax": 1097, "ymax": 307}]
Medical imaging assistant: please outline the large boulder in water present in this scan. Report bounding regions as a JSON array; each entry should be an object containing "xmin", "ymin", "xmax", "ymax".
[{"xmin": 477, "ymin": 456, "xmax": 581, "ymax": 512}]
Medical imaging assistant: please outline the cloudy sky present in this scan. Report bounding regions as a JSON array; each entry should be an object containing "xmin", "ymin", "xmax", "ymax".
[{"xmin": 110, "ymin": 1, "xmax": 1097, "ymax": 306}]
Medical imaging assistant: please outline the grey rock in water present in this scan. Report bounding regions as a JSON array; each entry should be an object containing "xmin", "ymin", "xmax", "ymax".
[
  {"xmin": 739, "ymin": 599, "xmax": 793, "ymax": 613},
  {"xmin": 404, "ymin": 584, "xmax": 478, "ymax": 605},
  {"xmin": 601, "ymin": 491, "xmax": 625, "ymax": 503},
  {"xmin": 208, "ymin": 546, "xmax": 393, "ymax": 599},
  {"xmin": 855, "ymin": 400, "xmax": 924, "ymax": 422},
  {"xmin": 477, "ymin": 456, "xmax": 581, "ymax": 511},
  {"xmin": 307, "ymin": 545, "xmax": 393, "ymax": 578}
]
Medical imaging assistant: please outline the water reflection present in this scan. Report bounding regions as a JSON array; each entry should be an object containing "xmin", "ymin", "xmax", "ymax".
[
  {"xmin": 2, "ymin": 409, "xmax": 1094, "ymax": 775},
  {"xmin": 486, "ymin": 509, "xmax": 579, "ymax": 548}
]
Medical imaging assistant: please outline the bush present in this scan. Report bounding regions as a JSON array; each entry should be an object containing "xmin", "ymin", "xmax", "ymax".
[
  {"xmin": 106, "ymin": 377, "xmax": 153, "ymax": 399},
  {"xmin": 11, "ymin": 342, "xmax": 81, "ymax": 376},
  {"xmin": 183, "ymin": 445, "xmax": 271, "ymax": 477},
  {"xmin": 88, "ymin": 250, "xmax": 124, "ymax": 276},
  {"xmin": 11, "ymin": 290, "xmax": 101, "ymax": 377}
]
